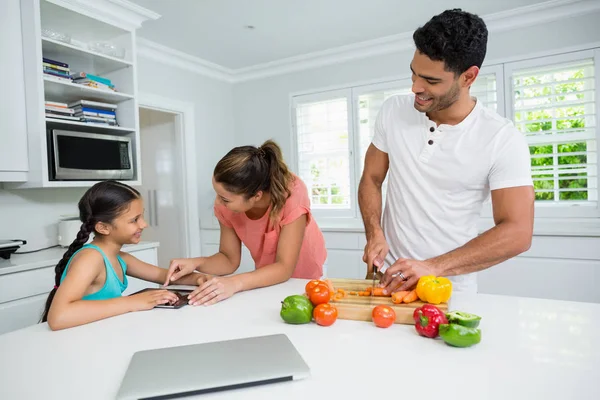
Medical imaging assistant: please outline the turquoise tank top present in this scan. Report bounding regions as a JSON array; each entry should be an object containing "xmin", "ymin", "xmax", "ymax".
[{"xmin": 60, "ymin": 244, "xmax": 128, "ymax": 300}]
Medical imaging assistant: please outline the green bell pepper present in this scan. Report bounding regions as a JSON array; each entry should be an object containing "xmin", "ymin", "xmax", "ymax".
[
  {"xmin": 439, "ymin": 323, "xmax": 481, "ymax": 347},
  {"xmin": 446, "ymin": 311, "xmax": 482, "ymax": 328}
]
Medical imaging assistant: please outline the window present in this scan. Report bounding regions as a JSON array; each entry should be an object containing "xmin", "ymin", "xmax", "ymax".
[
  {"xmin": 505, "ymin": 50, "xmax": 599, "ymax": 215},
  {"xmin": 292, "ymin": 49, "xmax": 600, "ymax": 219},
  {"xmin": 293, "ymin": 90, "xmax": 354, "ymax": 217}
]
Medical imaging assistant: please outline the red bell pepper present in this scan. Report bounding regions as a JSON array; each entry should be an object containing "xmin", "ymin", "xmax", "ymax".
[{"xmin": 413, "ymin": 304, "xmax": 448, "ymax": 338}]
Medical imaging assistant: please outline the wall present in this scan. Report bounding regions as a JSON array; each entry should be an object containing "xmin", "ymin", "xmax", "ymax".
[
  {"xmin": 224, "ymin": 11, "xmax": 600, "ymax": 303},
  {"xmin": 0, "ymin": 58, "xmax": 234, "ymax": 252}
]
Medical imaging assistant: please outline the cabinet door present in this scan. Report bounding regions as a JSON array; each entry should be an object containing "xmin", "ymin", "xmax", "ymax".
[
  {"xmin": 0, "ymin": 294, "xmax": 47, "ymax": 335},
  {"xmin": 0, "ymin": 0, "xmax": 29, "ymax": 178},
  {"xmin": 122, "ymin": 247, "xmax": 160, "ymax": 296}
]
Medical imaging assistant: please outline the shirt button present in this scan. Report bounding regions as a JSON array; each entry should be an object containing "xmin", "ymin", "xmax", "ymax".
[
  {"xmin": 429, "ymin": 127, "xmax": 435, "ymax": 132},
  {"xmin": 428, "ymin": 140, "xmax": 434, "ymax": 145}
]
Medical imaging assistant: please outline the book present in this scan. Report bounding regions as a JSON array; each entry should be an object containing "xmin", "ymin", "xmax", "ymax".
[
  {"xmin": 67, "ymin": 100, "xmax": 117, "ymax": 110},
  {"xmin": 70, "ymin": 72, "xmax": 112, "ymax": 86},
  {"xmin": 42, "ymin": 62, "xmax": 69, "ymax": 72},
  {"xmin": 45, "ymin": 101, "xmax": 68, "ymax": 108},
  {"xmin": 43, "ymin": 57, "xmax": 68, "ymax": 68},
  {"xmin": 45, "ymin": 114, "xmax": 81, "ymax": 121},
  {"xmin": 43, "ymin": 67, "xmax": 70, "ymax": 77},
  {"xmin": 45, "ymin": 106, "xmax": 75, "ymax": 114}
]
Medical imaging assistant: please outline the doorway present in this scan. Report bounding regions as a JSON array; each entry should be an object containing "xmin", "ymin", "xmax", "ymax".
[{"xmin": 138, "ymin": 94, "xmax": 200, "ymax": 267}]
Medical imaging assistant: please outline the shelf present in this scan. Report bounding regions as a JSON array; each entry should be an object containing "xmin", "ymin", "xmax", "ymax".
[
  {"xmin": 45, "ymin": 118, "xmax": 135, "ymax": 134},
  {"xmin": 42, "ymin": 37, "xmax": 132, "ymax": 73},
  {"xmin": 43, "ymin": 77, "xmax": 133, "ymax": 103}
]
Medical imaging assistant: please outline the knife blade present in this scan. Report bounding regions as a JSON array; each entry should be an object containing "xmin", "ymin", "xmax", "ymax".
[{"xmin": 371, "ymin": 266, "xmax": 378, "ymax": 298}]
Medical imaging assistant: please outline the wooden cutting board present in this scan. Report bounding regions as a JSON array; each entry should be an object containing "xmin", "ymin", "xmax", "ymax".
[{"xmin": 328, "ymin": 278, "xmax": 448, "ymax": 325}]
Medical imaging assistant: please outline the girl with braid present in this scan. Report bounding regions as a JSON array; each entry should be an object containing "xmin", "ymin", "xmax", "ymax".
[
  {"xmin": 41, "ymin": 180, "xmax": 203, "ymax": 330},
  {"xmin": 164, "ymin": 140, "xmax": 327, "ymax": 306}
]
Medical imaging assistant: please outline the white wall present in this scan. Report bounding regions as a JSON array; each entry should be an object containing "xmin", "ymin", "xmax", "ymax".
[{"xmin": 0, "ymin": 58, "xmax": 234, "ymax": 252}]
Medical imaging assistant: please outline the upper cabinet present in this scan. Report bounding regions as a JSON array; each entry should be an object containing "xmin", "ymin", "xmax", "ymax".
[
  {"xmin": 0, "ymin": 0, "xmax": 29, "ymax": 182},
  {"xmin": 3, "ymin": 0, "xmax": 159, "ymax": 188}
]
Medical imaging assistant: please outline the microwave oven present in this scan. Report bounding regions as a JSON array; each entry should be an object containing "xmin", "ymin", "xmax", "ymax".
[{"xmin": 49, "ymin": 129, "xmax": 134, "ymax": 180}]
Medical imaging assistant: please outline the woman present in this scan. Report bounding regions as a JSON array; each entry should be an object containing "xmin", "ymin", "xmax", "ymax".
[{"xmin": 164, "ymin": 140, "xmax": 327, "ymax": 306}]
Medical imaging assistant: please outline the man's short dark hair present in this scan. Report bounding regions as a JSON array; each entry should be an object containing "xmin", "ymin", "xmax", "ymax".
[{"xmin": 413, "ymin": 9, "xmax": 488, "ymax": 76}]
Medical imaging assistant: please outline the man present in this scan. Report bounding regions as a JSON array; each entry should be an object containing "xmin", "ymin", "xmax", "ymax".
[{"xmin": 358, "ymin": 9, "xmax": 535, "ymax": 294}]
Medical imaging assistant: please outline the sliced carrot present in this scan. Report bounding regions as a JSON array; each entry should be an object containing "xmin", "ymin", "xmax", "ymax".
[
  {"xmin": 364, "ymin": 287, "xmax": 372, "ymax": 294},
  {"xmin": 402, "ymin": 290, "xmax": 418, "ymax": 303},
  {"xmin": 348, "ymin": 291, "xmax": 357, "ymax": 296},
  {"xmin": 336, "ymin": 288, "xmax": 347, "ymax": 298},
  {"xmin": 391, "ymin": 291, "xmax": 409, "ymax": 304}
]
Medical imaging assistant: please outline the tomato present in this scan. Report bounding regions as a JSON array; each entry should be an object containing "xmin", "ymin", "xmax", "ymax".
[
  {"xmin": 308, "ymin": 284, "xmax": 330, "ymax": 306},
  {"xmin": 305, "ymin": 279, "xmax": 324, "ymax": 294},
  {"xmin": 372, "ymin": 305, "xmax": 396, "ymax": 328},
  {"xmin": 313, "ymin": 303, "xmax": 338, "ymax": 326}
]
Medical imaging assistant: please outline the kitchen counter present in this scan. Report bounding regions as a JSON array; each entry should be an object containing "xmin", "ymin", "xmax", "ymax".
[
  {"xmin": 0, "ymin": 278, "xmax": 598, "ymax": 400},
  {"xmin": 0, "ymin": 241, "xmax": 160, "ymax": 275}
]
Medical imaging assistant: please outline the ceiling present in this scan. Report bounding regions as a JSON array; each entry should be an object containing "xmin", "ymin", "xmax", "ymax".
[{"xmin": 130, "ymin": 0, "xmax": 551, "ymax": 70}]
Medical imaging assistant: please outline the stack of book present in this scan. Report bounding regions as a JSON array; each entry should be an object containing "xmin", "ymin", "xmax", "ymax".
[
  {"xmin": 42, "ymin": 58, "xmax": 72, "ymax": 83},
  {"xmin": 44, "ymin": 101, "xmax": 78, "ymax": 122},
  {"xmin": 69, "ymin": 100, "xmax": 118, "ymax": 126},
  {"xmin": 70, "ymin": 72, "xmax": 117, "ymax": 92}
]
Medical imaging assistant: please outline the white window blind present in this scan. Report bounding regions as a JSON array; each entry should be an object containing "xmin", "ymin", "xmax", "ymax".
[
  {"xmin": 471, "ymin": 72, "xmax": 500, "ymax": 113},
  {"xmin": 294, "ymin": 94, "xmax": 353, "ymax": 212},
  {"xmin": 511, "ymin": 58, "xmax": 597, "ymax": 204}
]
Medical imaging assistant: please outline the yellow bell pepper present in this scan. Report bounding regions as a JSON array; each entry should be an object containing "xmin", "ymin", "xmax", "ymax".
[{"xmin": 416, "ymin": 275, "xmax": 452, "ymax": 304}]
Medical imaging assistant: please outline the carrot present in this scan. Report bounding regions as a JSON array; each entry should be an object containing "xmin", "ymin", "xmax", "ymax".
[
  {"xmin": 372, "ymin": 288, "xmax": 390, "ymax": 297},
  {"xmin": 402, "ymin": 290, "xmax": 418, "ymax": 303},
  {"xmin": 336, "ymin": 289, "xmax": 347, "ymax": 298},
  {"xmin": 349, "ymin": 291, "xmax": 357, "ymax": 296},
  {"xmin": 391, "ymin": 291, "xmax": 410, "ymax": 304}
]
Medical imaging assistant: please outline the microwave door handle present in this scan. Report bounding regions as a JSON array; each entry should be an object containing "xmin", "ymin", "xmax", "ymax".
[
  {"xmin": 147, "ymin": 190, "xmax": 153, "ymax": 226},
  {"xmin": 153, "ymin": 190, "xmax": 159, "ymax": 228}
]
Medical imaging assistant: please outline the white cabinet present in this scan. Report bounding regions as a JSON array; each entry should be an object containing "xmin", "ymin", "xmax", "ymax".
[
  {"xmin": 121, "ymin": 247, "xmax": 160, "ymax": 296},
  {"xmin": 0, "ymin": 0, "xmax": 29, "ymax": 182},
  {"xmin": 0, "ymin": 243, "xmax": 160, "ymax": 335}
]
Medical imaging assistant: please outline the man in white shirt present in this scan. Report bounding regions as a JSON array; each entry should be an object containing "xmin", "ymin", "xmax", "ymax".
[{"xmin": 359, "ymin": 9, "xmax": 535, "ymax": 293}]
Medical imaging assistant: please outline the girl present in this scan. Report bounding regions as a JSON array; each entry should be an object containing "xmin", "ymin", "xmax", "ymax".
[
  {"xmin": 42, "ymin": 180, "xmax": 204, "ymax": 330},
  {"xmin": 164, "ymin": 140, "xmax": 327, "ymax": 306}
]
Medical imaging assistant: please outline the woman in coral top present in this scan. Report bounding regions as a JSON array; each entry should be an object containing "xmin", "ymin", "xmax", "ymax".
[{"xmin": 164, "ymin": 140, "xmax": 327, "ymax": 306}]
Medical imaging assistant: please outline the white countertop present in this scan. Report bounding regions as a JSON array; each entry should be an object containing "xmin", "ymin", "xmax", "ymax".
[
  {"xmin": 0, "ymin": 278, "xmax": 598, "ymax": 400},
  {"xmin": 0, "ymin": 241, "xmax": 160, "ymax": 275}
]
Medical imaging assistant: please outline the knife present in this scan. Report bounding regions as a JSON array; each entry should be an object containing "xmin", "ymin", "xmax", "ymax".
[{"xmin": 371, "ymin": 265, "xmax": 378, "ymax": 298}]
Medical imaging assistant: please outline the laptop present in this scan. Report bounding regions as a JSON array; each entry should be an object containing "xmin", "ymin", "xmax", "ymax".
[{"xmin": 115, "ymin": 334, "xmax": 310, "ymax": 399}]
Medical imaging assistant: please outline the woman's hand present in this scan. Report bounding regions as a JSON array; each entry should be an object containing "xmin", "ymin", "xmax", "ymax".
[
  {"xmin": 187, "ymin": 275, "xmax": 242, "ymax": 306},
  {"xmin": 128, "ymin": 289, "xmax": 180, "ymax": 311},
  {"xmin": 163, "ymin": 258, "xmax": 200, "ymax": 286}
]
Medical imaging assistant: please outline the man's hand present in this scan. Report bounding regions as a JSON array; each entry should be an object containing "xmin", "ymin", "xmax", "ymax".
[
  {"xmin": 379, "ymin": 258, "xmax": 437, "ymax": 294},
  {"xmin": 362, "ymin": 231, "xmax": 389, "ymax": 276}
]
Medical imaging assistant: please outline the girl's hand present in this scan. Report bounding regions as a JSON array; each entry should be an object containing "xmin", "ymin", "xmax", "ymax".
[
  {"xmin": 128, "ymin": 289, "xmax": 180, "ymax": 311},
  {"xmin": 163, "ymin": 258, "xmax": 199, "ymax": 286},
  {"xmin": 187, "ymin": 276, "xmax": 242, "ymax": 306}
]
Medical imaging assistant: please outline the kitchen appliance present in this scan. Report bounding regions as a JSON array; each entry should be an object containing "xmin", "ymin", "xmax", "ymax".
[
  {"xmin": 58, "ymin": 217, "xmax": 82, "ymax": 247},
  {"xmin": 48, "ymin": 129, "xmax": 134, "ymax": 181},
  {"xmin": 326, "ymin": 278, "xmax": 448, "ymax": 325},
  {"xmin": 0, "ymin": 240, "xmax": 27, "ymax": 260}
]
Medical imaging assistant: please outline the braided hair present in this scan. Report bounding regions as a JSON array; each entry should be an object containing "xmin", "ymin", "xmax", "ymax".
[{"xmin": 41, "ymin": 180, "xmax": 140, "ymax": 322}]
